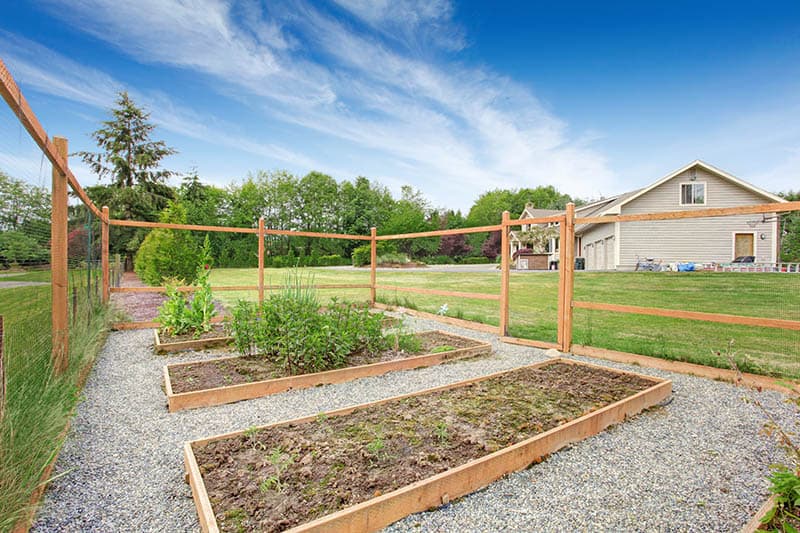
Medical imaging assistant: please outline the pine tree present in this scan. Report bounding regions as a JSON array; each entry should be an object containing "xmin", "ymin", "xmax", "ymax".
[{"xmin": 77, "ymin": 91, "xmax": 176, "ymax": 188}]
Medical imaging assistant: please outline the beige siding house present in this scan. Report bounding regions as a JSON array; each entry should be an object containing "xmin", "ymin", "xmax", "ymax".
[{"xmin": 574, "ymin": 160, "xmax": 785, "ymax": 270}]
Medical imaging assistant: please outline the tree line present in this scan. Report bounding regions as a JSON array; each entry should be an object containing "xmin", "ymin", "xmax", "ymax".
[{"xmin": 1, "ymin": 92, "xmax": 797, "ymax": 272}]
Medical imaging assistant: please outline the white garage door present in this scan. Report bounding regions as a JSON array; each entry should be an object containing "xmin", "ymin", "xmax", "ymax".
[{"xmin": 605, "ymin": 236, "xmax": 615, "ymax": 270}]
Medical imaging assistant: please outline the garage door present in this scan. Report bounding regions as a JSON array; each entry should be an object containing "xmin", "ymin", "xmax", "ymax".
[
  {"xmin": 597, "ymin": 239, "xmax": 606, "ymax": 270},
  {"xmin": 605, "ymin": 236, "xmax": 615, "ymax": 270},
  {"xmin": 585, "ymin": 243, "xmax": 594, "ymax": 270}
]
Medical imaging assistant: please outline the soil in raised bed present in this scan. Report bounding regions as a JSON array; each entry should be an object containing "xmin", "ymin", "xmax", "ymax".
[
  {"xmin": 192, "ymin": 362, "xmax": 658, "ymax": 532},
  {"xmin": 158, "ymin": 323, "xmax": 230, "ymax": 344},
  {"xmin": 169, "ymin": 331, "xmax": 478, "ymax": 394}
]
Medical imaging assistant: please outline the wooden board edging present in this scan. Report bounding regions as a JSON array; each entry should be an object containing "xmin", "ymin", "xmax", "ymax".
[
  {"xmin": 570, "ymin": 344, "xmax": 799, "ymax": 395},
  {"xmin": 165, "ymin": 331, "xmax": 492, "ymax": 412},
  {"xmin": 153, "ymin": 329, "xmax": 233, "ymax": 354},
  {"xmin": 501, "ymin": 336, "xmax": 561, "ymax": 351},
  {"xmin": 742, "ymin": 494, "xmax": 776, "ymax": 533},
  {"xmin": 375, "ymin": 284, "xmax": 500, "ymax": 301},
  {"xmin": 371, "ymin": 303, "xmax": 499, "ymax": 334},
  {"xmin": 184, "ymin": 358, "xmax": 671, "ymax": 532},
  {"xmin": 573, "ymin": 301, "xmax": 800, "ymax": 331}
]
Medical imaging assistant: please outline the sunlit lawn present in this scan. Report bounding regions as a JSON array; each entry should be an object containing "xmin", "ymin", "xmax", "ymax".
[{"xmin": 210, "ymin": 267, "xmax": 800, "ymax": 379}]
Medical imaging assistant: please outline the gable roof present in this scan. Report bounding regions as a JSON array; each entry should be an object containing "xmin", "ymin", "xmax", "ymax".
[
  {"xmin": 518, "ymin": 204, "xmax": 562, "ymax": 220},
  {"xmin": 600, "ymin": 160, "xmax": 785, "ymax": 215}
]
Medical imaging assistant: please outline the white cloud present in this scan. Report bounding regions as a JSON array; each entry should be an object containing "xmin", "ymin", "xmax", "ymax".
[{"xmin": 27, "ymin": 0, "xmax": 618, "ymax": 209}]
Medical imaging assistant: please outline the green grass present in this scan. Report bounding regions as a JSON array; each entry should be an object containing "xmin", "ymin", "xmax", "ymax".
[
  {"xmin": 210, "ymin": 267, "xmax": 800, "ymax": 379},
  {"xmin": 0, "ymin": 270, "xmax": 52, "ymax": 282},
  {"xmin": 0, "ymin": 272, "xmax": 109, "ymax": 531}
]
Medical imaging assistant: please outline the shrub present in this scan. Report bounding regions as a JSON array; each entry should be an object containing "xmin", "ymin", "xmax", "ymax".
[
  {"xmin": 351, "ymin": 242, "xmax": 396, "ymax": 267},
  {"xmin": 377, "ymin": 252, "xmax": 410, "ymax": 265},
  {"xmin": 134, "ymin": 202, "xmax": 201, "ymax": 285},
  {"xmin": 461, "ymin": 256, "xmax": 493, "ymax": 264},
  {"xmin": 229, "ymin": 270, "xmax": 390, "ymax": 374},
  {"xmin": 156, "ymin": 237, "xmax": 216, "ymax": 337}
]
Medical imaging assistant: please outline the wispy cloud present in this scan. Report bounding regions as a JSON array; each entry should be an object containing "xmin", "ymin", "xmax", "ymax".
[
  {"xmin": 26, "ymin": 0, "xmax": 617, "ymax": 207},
  {"xmin": 0, "ymin": 32, "xmax": 326, "ymax": 177}
]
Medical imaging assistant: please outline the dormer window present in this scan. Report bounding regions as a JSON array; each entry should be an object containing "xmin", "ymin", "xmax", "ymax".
[{"xmin": 680, "ymin": 182, "xmax": 706, "ymax": 205}]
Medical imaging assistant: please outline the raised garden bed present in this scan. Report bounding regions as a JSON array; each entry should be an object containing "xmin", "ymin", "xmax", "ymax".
[
  {"xmin": 184, "ymin": 358, "xmax": 671, "ymax": 532},
  {"xmin": 154, "ymin": 324, "xmax": 233, "ymax": 354},
  {"xmin": 164, "ymin": 331, "xmax": 491, "ymax": 411}
]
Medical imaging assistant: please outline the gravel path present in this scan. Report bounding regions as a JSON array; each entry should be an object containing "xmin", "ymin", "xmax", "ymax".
[
  {"xmin": 32, "ymin": 314, "xmax": 795, "ymax": 532},
  {"xmin": 0, "ymin": 281, "xmax": 49, "ymax": 288}
]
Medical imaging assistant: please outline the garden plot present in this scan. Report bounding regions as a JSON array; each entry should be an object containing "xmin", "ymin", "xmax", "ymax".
[
  {"xmin": 164, "ymin": 330, "xmax": 490, "ymax": 411},
  {"xmin": 185, "ymin": 359, "xmax": 670, "ymax": 532},
  {"xmin": 155, "ymin": 323, "xmax": 232, "ymax": 353}
]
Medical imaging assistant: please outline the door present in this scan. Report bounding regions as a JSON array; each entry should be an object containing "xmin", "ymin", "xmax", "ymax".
[
  {"xmin": 734, "ymin": 233, "xmax": 754, "ymax": 259},
  {"xmin": 605, "ymin": 236, "xmax": 615, "ymax": 270},
  {"xmin": 597, "ymin": 239, "xmax": 606, "ymax": 270},
  {"xmin": 585, "ymin": 243, "xmax": 594, "ymax": 270}
]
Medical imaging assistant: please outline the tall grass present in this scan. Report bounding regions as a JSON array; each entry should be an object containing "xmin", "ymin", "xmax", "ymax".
[{"xmin": 0, "ymin": 282, "xmax": 109, "ymax": 531}]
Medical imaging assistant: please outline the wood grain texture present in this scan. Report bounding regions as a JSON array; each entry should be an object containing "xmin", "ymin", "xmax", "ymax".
[
  {"xmin": 499, "ymin": 211, "xmax": 510, "ymax": 336},
  {"xmin": 51, "ymin": 136, "xmax": 69, "ymax": 374},
  {"xmin": 101, "ymin": 206, "xmax": 110, "ymax": 303}
]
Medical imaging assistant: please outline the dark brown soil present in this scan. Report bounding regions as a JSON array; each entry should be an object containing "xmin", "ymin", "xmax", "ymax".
[
  {"xmin": 193, "ymin": 362, "xmax": 658, "ymax": 532},
  {"xmin": 169, "ymin": 331, "xmax": 479, "ymax": 394},
  {"xmin": 158, "ymin": 323, "xmax": 230, "ymax": 344},
  {"xmin": 759, "ymin": 504, "xmax": 800, "ymax": 531}
]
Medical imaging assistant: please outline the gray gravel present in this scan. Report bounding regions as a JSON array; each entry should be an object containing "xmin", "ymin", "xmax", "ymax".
[{"xmin": 31, "ymin": 314, "xmax": 796, "ymax": 532}]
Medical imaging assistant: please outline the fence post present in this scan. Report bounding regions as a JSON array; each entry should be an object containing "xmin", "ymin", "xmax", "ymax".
[
  {"xmin": 101, "ymin": 206, "xmax": 110, "ymax": 303},
  {"xmin": 557, "ymin": 214, "xmax": 567, "ymax": 349},
  {"xmin": 499, "ymin": 211, "xmax": 510, "ymax": 336},
  {"xmin": 370, "ymin": 227, "xmax": 377, "ymax": 306},
  {"xmin": 0, "ymin": 315, "xmax": 5, "ymax": 423},
  {"xmin": 51, "ymin": 136, "xmax": 69, "ymax": 374},
  {"xmin": 563, "ymin": 203, "xmax": 576, "ymax": 351},
  {"xmin": 258, "ymin": 217, "xmax": 265, "ymax": 306}
]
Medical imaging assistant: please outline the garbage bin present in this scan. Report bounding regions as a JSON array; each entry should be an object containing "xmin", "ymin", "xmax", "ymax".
[{"xmin": 575, "ymin": 257, "xmax": 585, "ymax": 270}]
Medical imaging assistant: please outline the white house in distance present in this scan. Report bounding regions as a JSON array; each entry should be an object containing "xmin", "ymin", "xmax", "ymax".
[{"xmin": 511, "ymin": 160, "xmax": 786, "ymax": 271}]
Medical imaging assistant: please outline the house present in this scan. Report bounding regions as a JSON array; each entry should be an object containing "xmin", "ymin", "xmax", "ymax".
[
  {"xmin": 512, "ymin": 160, "xmax": 786, "ymax": 271},
  {"xmin": 509, "ymin": 203, "xmax": 562, "ymax": 268}
]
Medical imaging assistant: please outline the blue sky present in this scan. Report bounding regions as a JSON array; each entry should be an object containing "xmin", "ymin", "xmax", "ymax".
[{"xmin": 1, "ymin": 0, "xmax": 799, "ymax": 211}]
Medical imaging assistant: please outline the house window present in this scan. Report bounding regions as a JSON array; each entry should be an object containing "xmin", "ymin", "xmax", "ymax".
[{"xmin": 680, "ymin": 183, "xmax": 706, "ymax": 205}]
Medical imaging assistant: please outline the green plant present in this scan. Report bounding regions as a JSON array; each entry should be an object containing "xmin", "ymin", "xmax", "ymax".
[
  {"xmin": 377, "ymin": 252, "xmax": 411, "ymax": 265},
  {"xmin": 259, "ymin": 447, "xmax": 294, "ymax": 493},
  {"xmin": 187, "ymin": 236, "xmax": 216, "ymax": 336},
  {"xmin": 433, "ymin": 421, "xmax": 449, "ymax": 443},
  {"xmin": 156, "ymin": 279, "xmax": 190, "ymax": 336},
  {"xmin": 229, "ymin": 270, "xmax": 393, "ymax": 374},
  {"xmin": 430, "ymin": 345, "xmax": 456, "ymax": 354},
  {"xmin": 156, "ymin": 239, "xmax": 216, "ymax": 338},
  {"xmin": 134, "ymin": 201, "xmax": 200, "ymax": 285},
  {"xmin": 351, "ymin": 242, "xmax": 396, "ymax": 267},
  {"xmin": 762, "ymin": 466, "xmax": 800, "ymax": 530},
  {"xmin": 366, "ymin": 436, "xmax": 386, "ymax": 458}
]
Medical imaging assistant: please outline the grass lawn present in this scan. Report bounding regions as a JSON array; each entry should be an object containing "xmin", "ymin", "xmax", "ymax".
[
  {"xmin": 0, "ymin": 276, "xmax": 108, "ymax": 531},
  {"xmin": 210, "ymin": 267, "xmax": 800, "ymax": 379}
]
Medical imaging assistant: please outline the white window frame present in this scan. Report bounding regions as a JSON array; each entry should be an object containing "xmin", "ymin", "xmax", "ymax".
[{"xmin": 679, "ymin": 181, "xmax": 707, "ymax": 206}]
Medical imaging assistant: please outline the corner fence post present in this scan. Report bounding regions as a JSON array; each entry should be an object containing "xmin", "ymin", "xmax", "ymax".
[
  {"xmin": 258, "ymin": 217, "xmax": 265, "ymax": 306},
  {"xmin": 557, "ymin": 214, "xmax": 567, "ymax": 348},
  {"xmin": 0, "ymin": 315, "xmax": 5, "ymax": 423},
  {"xmin": 563, "ymin": 203, "xmax": 576, "ymax": 351},
  {"xmin": 499, "ymin": 211, "xmax": 510, "ymax": 336},
  {"xmin": 51, "ymin": 136, "xmax": 69, "ymax": 374},
  {"xmin": 101, "ymin": 206, "xmax": 110, "ymax": 303},
  {"xmin": 370, "ymin": 227, "xmax": 377, "ymax": 306}
]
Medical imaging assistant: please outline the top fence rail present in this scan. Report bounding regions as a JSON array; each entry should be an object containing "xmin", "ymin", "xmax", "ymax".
[{"xmin": 0, "ymin": 59, "xmax": 103, "ymax": 220}]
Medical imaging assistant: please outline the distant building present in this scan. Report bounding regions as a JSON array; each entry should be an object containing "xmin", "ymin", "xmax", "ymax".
[{"xmin": 512, "ymin": 160, "xmax": 785, "ymax": 270}]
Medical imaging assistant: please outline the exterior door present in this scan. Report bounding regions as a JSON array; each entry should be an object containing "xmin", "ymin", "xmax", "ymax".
[
  {"xmin": 734, "ymin": 233, "xmax": 754, "ymax": 258},
  {"xmin": 605, "ymin": 236, "xmax": 615, "ymax": 270}
]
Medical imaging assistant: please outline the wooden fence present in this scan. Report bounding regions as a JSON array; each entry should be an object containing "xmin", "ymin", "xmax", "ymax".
[{"xmin": 3, "ymin": 55, "xmax": 800, "ymax": 372}]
